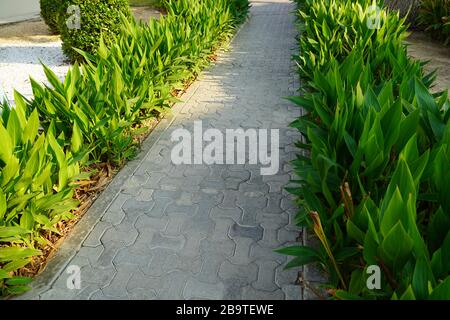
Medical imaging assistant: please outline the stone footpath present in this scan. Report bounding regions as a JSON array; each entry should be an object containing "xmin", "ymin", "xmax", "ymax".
[{"xmin": 24, "ymin": 0, "xmax": 306, "ymax": 300}]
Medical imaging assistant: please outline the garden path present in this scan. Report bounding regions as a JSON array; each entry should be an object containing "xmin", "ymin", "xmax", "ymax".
[
  {"xmin": 406, "ymin": 31, "xmax": 450, "ymax": 93},
  {"xmin": 23, "ymin": 0, "xmax": 305, "ymax": 300}
]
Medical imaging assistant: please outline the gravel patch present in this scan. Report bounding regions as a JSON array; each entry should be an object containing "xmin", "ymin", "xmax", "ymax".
[
  {"xmin": 0, "ymin": 41, "xmax": 70, "ymax": 103},
  {"xmin": 0, "ymin": 7, "xmax": 162, "ymax": 104}
]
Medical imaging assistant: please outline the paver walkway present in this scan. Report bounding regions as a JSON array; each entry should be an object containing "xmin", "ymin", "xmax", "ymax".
[{"xmin": 27, "ymin": 0, "xmax": 302, "ymax": 300}]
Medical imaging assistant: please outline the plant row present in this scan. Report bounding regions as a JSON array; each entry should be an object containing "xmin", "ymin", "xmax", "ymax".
[
  {"xmin": 0, "ymin": 0, "xmax": 249, "ymax": 296},
  {"xmin": 278, "ymin": 0, "xmax": 450, "ymax": 299},
  {"xmin": 418, "ymin": 0, "xmax": 450, "ymax": 44}
]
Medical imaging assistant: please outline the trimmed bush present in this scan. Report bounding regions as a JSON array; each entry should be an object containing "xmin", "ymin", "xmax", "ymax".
[
  {"xmin": 40, "ymin": 0, "xmax": 64, "ymax": 34},
  {"xmin": 59, "ymin": 0, "xmax": 132, "ymax": 61}
]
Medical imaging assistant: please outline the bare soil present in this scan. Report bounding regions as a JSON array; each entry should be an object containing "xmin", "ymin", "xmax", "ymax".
[{"xmin": 406, "ymin": 31, "xmax": 450, "ymax": 93}]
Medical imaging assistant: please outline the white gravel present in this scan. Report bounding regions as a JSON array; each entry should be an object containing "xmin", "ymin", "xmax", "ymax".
[{"xmin": 0, "ymin": 41, "xmax": 70, "ymax": 104}]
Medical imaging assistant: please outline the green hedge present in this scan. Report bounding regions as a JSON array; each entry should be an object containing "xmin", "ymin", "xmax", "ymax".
[
  {"xmin": 40, "ymin": 0, "xmax": 64, "ymax": 34},
  {"xmin": 0, "ymin": 0, "xmax": 249, "ymax": 297},
  {"xmin": 279, "ymin": 0, "xmax": 450, "ymax": 300},
  {"xmin": 59, "ymin": 0, "xmax": 132, "ymax": 61}
]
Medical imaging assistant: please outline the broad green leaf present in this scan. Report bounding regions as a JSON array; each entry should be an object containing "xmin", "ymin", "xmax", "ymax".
[
  {"xmin": 412, "ymin": 256, "xmax": 435, "ymax": 299},
  {"xmin": 20, "ymin": 211, "xmax": 34, "ymax": 231},
  {"xmin": 22, "ymin": 108, "xmax": 39, "ymax": 144},
  {"xmin": 380, "ymin": 221, "xmax": 413, "ymax": 270},
  {"xmin": 0, "ymin": 247, "xmax": 41, "ymax": 262},
  {"xmin": 275, "ymin": 245, "xmax": 321, "ymax": 258},
  {"xmin": 5, "ymin": 276, "xmax": 33, "ymax": 286},
  {"xmin": 0, "ymin": 124, "xmax": 13, "ymax": 163},
  {"xmin": 0, "ymin": 227, "xmax": 30, "ymax": 238},
  {"xmin": 0, "ymin": 190, "xmax": 6, "ymax": 220},
  {"xmin": 429, "ymin": 277, "xmax": 450, "ymax": 300},
  {"xmin": 0, "ymin": 269, "xmax": 12, "ymax": 279},
  {"xmin": 2, "ymin": 258, "xmax": 31, "ymax": 273},
  {"xmin": 400, "ymin": 285, "xmax": 416, "ymax": 300},
  {"xmin": 6, "ymin": 285, "xmax": 31, "ymax": 295}
]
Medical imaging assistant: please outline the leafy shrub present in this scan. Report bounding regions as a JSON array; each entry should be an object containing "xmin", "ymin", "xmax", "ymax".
[
  {"xmin": 33, "ymin": 0, "xmax": 242, "ymax": 165},
  {"xmin": 418, "ymin": 0, "xmax": 450, "ymax": 44},
  {"xmin": 59, "ymin": 0, "xmax": 132, "ymax": 61},
  {"xmin": 40, "ymin": 0, "xmax": 64, "ymax": 34},
  {"xmin": 281, "ymin": 0, "xmax": 450, "ymax": 300},
  {"xmin": 0, "ymin": 94, "xmax": 80, "ymax": 296}
]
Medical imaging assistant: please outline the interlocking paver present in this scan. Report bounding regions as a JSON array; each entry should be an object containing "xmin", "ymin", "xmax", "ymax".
[{"xmin": 30, "ymin": 0, "xmax": 303, "ymax": 300}]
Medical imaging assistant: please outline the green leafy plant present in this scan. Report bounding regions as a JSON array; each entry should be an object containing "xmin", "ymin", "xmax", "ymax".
[
  {"xmin": 418, "ymin": 0, "xmax": 450, "ymax": 44},
  {"xmin": 40, "ymin": 0, "xmax": 64, "ymax": 34},
  {"xmin": 59, "ymin": 0, "xmax": 132, "ymax": 61},
  {"xmin": 0, "ymin": 94, "xmax": 81, "ymax": 296},
  {"xmin": 33, "ymin": 0, "xmax": 245, "ymax": 166},
  {"xmin": 281, "ymin": 0, "xmax": 450, "ymax": 300}
]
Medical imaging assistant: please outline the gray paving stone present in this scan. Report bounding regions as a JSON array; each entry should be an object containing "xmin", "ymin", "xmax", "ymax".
[
  {"xmin": 282, "ymin": 285, "xmax": 302, "ymax": 300},
  {"xmin": 127, "ymin": 288, "xmax": 158, "ymax": 300},
  {"xmin": 149, "ymin": 233, "xmax": 185, "ymax": 251},
  {"xmin": 210, "ymin": 207, "xmax": 242, "ymax": 222},
  {"xmin": 239, "ymin": 205, "xmax": 259, "ymax": 226},
  {"xmin": 163, "ymin": 254, "xmax": 202, "ymax": 274},
  {"xmin": 140, "ymin": 248, "xmax": 173, "ymax": 277},
  {"xmin": 101, "ymin": 208, "xmax": 126, "ymax": 226},
  {"xmin": 275, "ymin": 264, "xmax": 300, "ymax": 288},
  {"xmin": 223, "ymin": 278, "xmax": 247, "ymax": 300},
  {"xmin": 28, "ymin": 0, "xmax": 307, "ymax": 300},
  {"xmin": 159, "ymin": 271, "xmax": 191, "ymax": 300},
  {"xmin": 97, "ymin": 240, "xmax": 124, "ymax": 268},
  {"xmin": 101, "ymin": 220, "xmax": 139, "ymax": 246},
  {"xmin": 136, "ymin": 188, "xmax": 155, "ymax": 202},
  {"xmin": 135, "ymin": 214, "xmax": 169, "ymax": 232},
  {"xmin": 165, "ymin": 203, "xmax": 198, "ymax": 217},
  {"xmin": 122, "ymin": 199, "xmax": 155, "ymax": 219},
  {"xmin": 184, "ymin": 279, "xmax": 225, "ymax": 300},
  {"xmin": 218, "ymin": 260, "xmax": 258, "ymax": 284},
  {"xmin": 114, "ymin": 247, "xmax": 152, "ymax": 268},
  {"xmin": 73, "ymin": 284, "xmax": 102, "ymax": 300},
  {"xmin": 228, "ymin": 237, "xmax": 255, "ymax": 265},
  {"xmin": 200, "ymin": 237, "xmax": 236, "ymax": 257},
  {"xmin": 76, "ymin": 246, "xmax": 104, "ymax": 266},
  {"xmin": 196, "ymin": 253, "xmax": 224, "ymax": 284},
  {"xmin": 40, "ymin": 288, "xmax": 78, "ymax": 300},
  {"xmin": 102, "ymin": 265, "xmax": 139, "ymax": 298},
  {"xmin": 79, "ymin": 265, "xmax": 116, "ymax": 287},
  {"xmin": 83, "ymin": 221, "xmax": 113, "ymax": 248},
  {"xmin": 220, "ymin": 190, "xmax": 239, "ymax": 208},
  {"xmin": 250, "ymin": 244, "xmax": 286, "ymax": 263},
  {"xmin": 229, "ymin": 223, "xmax": 263, "ymax": 241},
  {"xmin": 242, "ymin": 286, "xmax": 285, "ymax": 300},
  {"xmin": 253, "ymin": 260, "xmax": 280, "ymax": 291}
]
